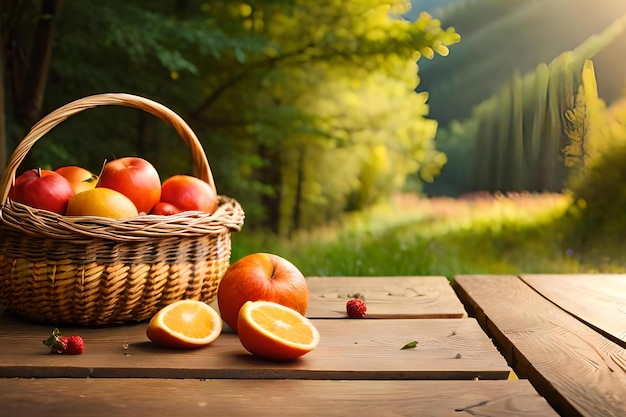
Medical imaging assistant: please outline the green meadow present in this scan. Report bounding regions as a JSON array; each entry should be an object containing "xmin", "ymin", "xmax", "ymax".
[{"xmin": 231, "ymin": 192, "xmax": 624, "ymax": 278}]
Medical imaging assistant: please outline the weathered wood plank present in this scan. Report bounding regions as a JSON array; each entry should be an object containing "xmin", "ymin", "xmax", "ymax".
[
  {"xmin": 0, "ymin": 378, "xmax": 559, "ymax": 417},
  {"xmin": 455, "ymin": 274, "xmax": 626, "ymax": 417},
  {"xmin": 0, "ymin": 311, "xmax": 509, "ymax": 380},
  {"xmin": 306, "ymin": 276, "xmax": 468, "ymax": 319},
  {"xmin": 520, "ymin": 274, "xmax": 626, "ymax": 348}
]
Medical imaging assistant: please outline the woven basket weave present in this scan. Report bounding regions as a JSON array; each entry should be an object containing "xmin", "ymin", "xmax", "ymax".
[{"xmin": 0, "ymin": 93, "xmax": 244, "ymax": 325}]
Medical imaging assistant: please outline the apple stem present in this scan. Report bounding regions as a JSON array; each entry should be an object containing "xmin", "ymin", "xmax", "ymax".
[{"xmin": 37, "ymin": 167, "xmax": 42, "ymax": 178}]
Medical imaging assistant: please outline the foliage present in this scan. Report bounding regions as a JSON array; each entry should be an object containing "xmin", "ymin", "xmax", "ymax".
[
  {"xmin": 562, "ymin": 61, "xmax": 600, "ymax": 169},
  {"xmin": 566, "ymin": 95, "xmax": 626, "ymax": 243},
  {"xmin": 181, "ymin": 0, "xmax": 461, "ymax": 234},
  {"xmin": 1, "ymin": 0, "xmax": 460, "ymax": 234}
]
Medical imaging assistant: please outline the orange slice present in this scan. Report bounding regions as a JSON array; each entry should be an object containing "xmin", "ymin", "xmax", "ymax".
[
  {"xmin": 236, "ymin": 300, "xmax": 320, "ymax": 361},
  {"xmin": 146, "ymin": 300, "xmax": 222, "ymax": 348}
]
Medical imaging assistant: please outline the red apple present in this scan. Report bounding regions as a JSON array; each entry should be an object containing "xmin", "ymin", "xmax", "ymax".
[
  {"xmin": 151, "ymin": 201, "xmax": 181, "ymax": 216},
  {"xmin": 217, "ymin": 253, "xmax": 309, "ymax": 332},
  {"xmin": 151, "ymin": 175, "xmax": 218, "ymax": 215},
  {"xmin": 97, "ymin": 157, "xmax": 161, "ymax": 215},
  {"xmin": 9, "ymin": 168, "xmax": 74, "ymax": 214}
]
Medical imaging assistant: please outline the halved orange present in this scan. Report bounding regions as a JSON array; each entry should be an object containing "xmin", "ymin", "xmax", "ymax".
[
  {"xmin": 237, "ymin": 300, "xmax": 320, "ymax": 361},
  {"xmin": 146, "ymin": 300, "xmax": 222, "ymax": 348}
]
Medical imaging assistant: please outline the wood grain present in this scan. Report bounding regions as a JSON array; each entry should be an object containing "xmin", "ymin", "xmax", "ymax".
[
  {"xmin": 306, "ymin": 276, "xmax": 468, "ymax": 319},
  {"xmin": 0, "ymin": 311, "xmax": 509, "ymax": 380},
  {"xmin": 0, "ymin": 378, "xmax": 559, "ymax": 417},
  {"xmin": 521, "ymin": 274, "xmax": 626, "ymax": 348},
  {"xmin": 455, "ymin": 274, "xmax": 626, "ymax": 417}
]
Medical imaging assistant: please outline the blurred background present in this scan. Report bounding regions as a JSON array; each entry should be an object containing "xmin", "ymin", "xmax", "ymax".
[{"xmin": 2, "ymin": 0, "xmax": 626, "ymax": 277}]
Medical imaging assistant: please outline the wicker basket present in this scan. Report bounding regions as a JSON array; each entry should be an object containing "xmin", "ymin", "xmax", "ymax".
[{"xmin": 0, "ymin": 93, "xmax": 244, "ymax": 325}]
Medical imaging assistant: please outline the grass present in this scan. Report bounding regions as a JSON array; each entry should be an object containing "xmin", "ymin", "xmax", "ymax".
[{"xmin": 230, "ymin": 192, "xmax": 626, "ymax": 278}]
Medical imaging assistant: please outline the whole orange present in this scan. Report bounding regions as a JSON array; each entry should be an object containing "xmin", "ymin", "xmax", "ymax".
[
  {"xmin": 55, "ymin": 165, "xmax": 98, "ymax": 194},
  {"xmin": 65, "ymin": 187, "xmax": 139, "ymax": 219},
  {"xmin": 217, "ymin": 253, "xmax": 309, "ymax": 332}
]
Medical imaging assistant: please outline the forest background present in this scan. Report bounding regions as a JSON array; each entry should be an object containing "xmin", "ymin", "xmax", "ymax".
[{"xmin": 3, "ymin": 0, "xmax": 626, "ymax": 277}]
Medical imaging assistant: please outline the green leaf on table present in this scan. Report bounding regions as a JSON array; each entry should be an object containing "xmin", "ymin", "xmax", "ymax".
[{"xmin": 401, "ymin": 340, "xmax": 419, "ymax": 350}]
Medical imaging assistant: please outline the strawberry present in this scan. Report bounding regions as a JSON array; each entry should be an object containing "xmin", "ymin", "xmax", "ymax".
[
  {"xmin": 43, "ymin": 328, "xmax": 85, "ymax": 355},
  {"xmin": 346, "ymin": 298, "xmax": 367, "ymax": 318},
  {"xmin": 62, "ymin": 335, "xmax": 85, "ymax": 355}
]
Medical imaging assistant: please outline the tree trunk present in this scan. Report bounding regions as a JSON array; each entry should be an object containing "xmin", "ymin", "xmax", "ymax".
[
  {"xmin": 258, "ymin": 144, "xmax": 282, "ymax": 234},
  {"xmin": 0, "ymin": 0, "xmax": 25, "ymax": 174},
  {"xmin": 16, "ymin": 0, "xmax": 63, "ymax": 128},
  {"xmin": 0, "ymin": 31, "xmax": 7, "ymax": 174},
  {"xmin": 290, "ymin": 146, "xmax": 305, "ymax": 236}
]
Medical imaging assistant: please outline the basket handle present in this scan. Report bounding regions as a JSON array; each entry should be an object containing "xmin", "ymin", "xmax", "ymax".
[{"xmin": 0, "ymin": 93, "xmax": 216, "ymax": 207}]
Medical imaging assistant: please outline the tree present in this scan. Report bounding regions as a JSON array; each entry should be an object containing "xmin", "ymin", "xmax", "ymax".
[
  {"xmin": 2, "ymin": 0, "xmax": 460, "ymax": 234},
  {"xmin": 180, "ymin": 1, "xmax": 460, "ymax": 233},
  {"xmin": 1, "ymin": 0, "xmax": 64, "ymax": 171}
]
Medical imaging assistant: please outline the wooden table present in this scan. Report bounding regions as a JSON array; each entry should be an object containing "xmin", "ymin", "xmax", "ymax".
[
  {"xmin": 455, "ymin": 274, "xmax": 626, "ymax": 417},
  {"xmin": 1, "ymin": 275, "xmax": 559, "ymax": 416}
]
